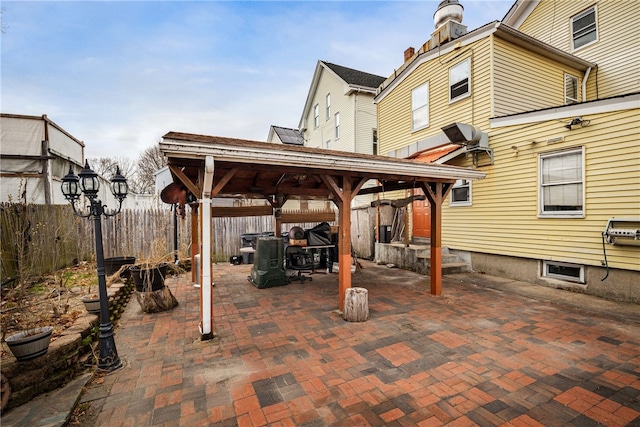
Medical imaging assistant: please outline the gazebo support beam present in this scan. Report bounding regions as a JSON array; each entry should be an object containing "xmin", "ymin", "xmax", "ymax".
[
  {"xmin": 320, "ymin": 175, "xmax": 352, "ymax": 311},
  {"xmin": 421, "ymin": 181, "xmax": 453, "ymax": 296},
  {"xmin": 200, "ymin": 156, "xmax": 215, "ymax": 340}
]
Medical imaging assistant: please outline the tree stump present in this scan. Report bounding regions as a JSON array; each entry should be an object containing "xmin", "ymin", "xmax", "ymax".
[
  {"xmin": 343, "ymin": 287, "xmax": 369, "ymax": 322},
  {"xmin": 135, "ymin": 286, "xmax": 178, "ymax": 314}
]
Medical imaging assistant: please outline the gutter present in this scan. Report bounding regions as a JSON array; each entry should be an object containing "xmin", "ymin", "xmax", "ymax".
[{"xmin": 583, "ymin": 67, "xmax": 592, "ymax": 102}]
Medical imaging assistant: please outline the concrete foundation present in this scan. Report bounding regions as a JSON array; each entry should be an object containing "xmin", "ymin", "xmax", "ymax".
[{"xmin": 462, "ymin": 251, "xmax": 640, "ymax": 304}]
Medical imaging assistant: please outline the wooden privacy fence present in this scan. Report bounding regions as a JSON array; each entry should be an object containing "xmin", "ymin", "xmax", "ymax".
[
  {"xmin": 0, "ymin": 203, "xmax": 190, "ymax": 282},
  {"xmin": 1, "ymin": 202, "xmax": 387, "ymax": 282}
]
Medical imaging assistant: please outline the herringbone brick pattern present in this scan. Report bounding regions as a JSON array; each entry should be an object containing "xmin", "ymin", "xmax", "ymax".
[{"xmin": 89, "ymin": 261, "xmax": 640, "ymax": 426}]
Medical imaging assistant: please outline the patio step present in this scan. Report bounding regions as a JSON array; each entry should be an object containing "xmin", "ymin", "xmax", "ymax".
[
  {"xmin": 375, "ymin": 243, "xmax": 472, "ymax": 275},
  {"xmin": 441, "ymin": 262, "xmax": 472, "ymax": 275}
]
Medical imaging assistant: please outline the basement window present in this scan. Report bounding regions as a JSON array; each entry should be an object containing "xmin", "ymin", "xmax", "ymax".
[{"xmin": 543, "ymin": 260, "xmax": 585, "ymax": 283}]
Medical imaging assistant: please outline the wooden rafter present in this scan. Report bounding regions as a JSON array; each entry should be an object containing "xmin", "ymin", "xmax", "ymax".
[{"xmin": 169, "ymin": 164, "xmax": 201, "ymax": 196}]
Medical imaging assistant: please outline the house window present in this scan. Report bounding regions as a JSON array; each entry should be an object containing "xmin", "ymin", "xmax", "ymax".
[
  {"xmin": 411, "ymin": 82, "xmax": 429, "ymax": 130},
  {"xmin": 450, "ymin": 179, "xmax": 471, "ymax": 206},
  {"xmin": 539, "ymin": 148, "xmax": 584, "ymax": 217},
  {"xmin": 313, "ymin": 104, "xmax": 319, "ymax": 128},
  {"xmin": 572, "ymin": 6, "xmax": 597, "ymax": 50},
  {"xmin": 325, "ymin": 140, "xmax": 331, "ymax": 149},
  {"xmin": 449, "ymin": 58, "xmax": 470, "ymax": 102},
  {"xmin": 326, "ymin": 94, "xmax": 331, "ymax": 120},
  {"xmin": 334, "ymin": 112, "xmax": 340, "ymax": 139},
  {"xmin": 372, "ymin": 129, "xmax": 378, "ymax": 155},
  {"xmin": 543, "ymin": 260, "xmax": 585, "ymax": 283},
  {"xmin": 565, "ymin": 73, "xmax": 579, "ymax": 104}
]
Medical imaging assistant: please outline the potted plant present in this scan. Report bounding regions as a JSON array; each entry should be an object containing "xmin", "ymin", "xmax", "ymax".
[
  {"xmin": 4, "ymin": 326, "xmax": 53, "ymax": 362},
  {"xmin": 130, "ymin": 257, "xmax": 179, "ymax": 314},
  {"xmin": 129, "ymin": 262, "xmax": 169, "ymax": 292},
  {"xmin": 2, "ymin": 299, "xmax": 54, "ymax": 362}
]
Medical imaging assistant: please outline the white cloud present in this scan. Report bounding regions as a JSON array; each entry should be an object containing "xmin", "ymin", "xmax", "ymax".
[{"xmin": 1, "ymin": 0, "xmax": 514, "ymax": 160}]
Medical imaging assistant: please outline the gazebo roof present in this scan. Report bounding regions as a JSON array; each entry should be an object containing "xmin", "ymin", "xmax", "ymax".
[{"xmin": 159, "ymin": 131, "xmax": 485, "ymax": 201}]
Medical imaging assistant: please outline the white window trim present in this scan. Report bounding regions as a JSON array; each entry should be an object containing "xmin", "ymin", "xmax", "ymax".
[
  {"xmin": 334, "ymin": 112, "xmax": 340, "ymax": 140},
  {"xmin": 372, "ymin": 128, "xmax": 378, "ymax": 155},
  {"xmin": 564, "ymin": 73, "xmax": 579, "ymax": 105},
  {"xmin": 542, "ymin": 260, "xmax": 585, "ymax": 284},
  {"xmin": 313, "ymin": 104, "xmax": 319, "ymax": 128},
  {"xmin": 450, "ymin": 179, "xmax": 472, "ymax": 206},
  {"xmin": 449, "ymin": 58, "xmax": 471, "ymax": 103},
  {"xmin": 538, "ymin": 147, "xmax": 585, "ymax": 218},
  {"xmin": 411, "ymin": 81, "xmax": 429, "ymax": 131},
  {"xmin": 326, "ymin": 93, "xmax": 331, "ymax": 120},
  {"xmin": 571, "ymin": 5, "xmax": 598, "ymax": 52}
]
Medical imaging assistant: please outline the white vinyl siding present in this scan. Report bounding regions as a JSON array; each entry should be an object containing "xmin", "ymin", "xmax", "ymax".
[
  {"xmin": 411, "ymin": 82, "xmax": 429, "ymax": 131},
  {"xmin": 449, "ymin": 58, "xmax": 470, "ymax": 102},
  {"xmin": 571, "ymin": 6, "xmax": 598, "ymax": 51},
  {"xmin": 539, "ymin": 148, "xmax": 584, "ymax": 217},
  {"xmin": 564, "ymin": 73, "xmax": 579, "ymax": 104}
]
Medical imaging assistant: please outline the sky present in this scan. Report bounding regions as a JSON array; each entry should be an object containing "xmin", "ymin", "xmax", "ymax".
[{"xmin": 1, "ymin": 0, "xmax": 514, "ymax": 161}]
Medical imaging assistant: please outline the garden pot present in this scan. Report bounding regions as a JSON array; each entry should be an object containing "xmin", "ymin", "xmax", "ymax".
[
  {"xmin": 82, "ymin": 295, "xmax": 101, "ymax": 314},
  {"xmin": 130, "ymin": 263, "xmax": 168, "ymax": 292},
  {"xmin": 5, "ymin": 326, "xmax": 53, "ymax": 362},
  {"xmin": 104, "ymin": 256, "xmax": 136, "ymax": 277}
]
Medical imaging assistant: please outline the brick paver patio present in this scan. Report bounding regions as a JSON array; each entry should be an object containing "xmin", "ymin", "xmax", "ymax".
[{"xmin": 86, "ymin": 261, "xmax": 640, "ymax": 426}]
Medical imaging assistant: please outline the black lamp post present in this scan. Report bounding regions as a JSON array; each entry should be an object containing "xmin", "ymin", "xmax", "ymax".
[{"xmin": 61, "ymin": 161, "xmax": 128, "ymax": 371}]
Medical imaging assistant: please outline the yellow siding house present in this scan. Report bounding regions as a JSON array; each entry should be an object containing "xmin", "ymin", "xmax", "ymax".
[{"xmin": 375, "ymin": 0, "xmax": 639, "ymax": 303}]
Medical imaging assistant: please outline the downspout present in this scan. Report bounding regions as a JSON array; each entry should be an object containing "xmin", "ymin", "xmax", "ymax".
[
  {"xmin": 42, "ymin": 115, "xmax": 52, "ymax": 204},
  {"xmin": 582, "ymin": 67, "xmax": 592, "ymax": 102}
]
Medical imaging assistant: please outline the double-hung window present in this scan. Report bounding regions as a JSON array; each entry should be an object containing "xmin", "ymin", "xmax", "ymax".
[
  {"xmin": 313, "ymin": 104, "xmax": 319, "ymax": 128},
  {"xmin": 411, "ymin": 82, "xmax": 429, "ymax": 131},
  {"xmin": 334, "ymin": 112, "xmax": 340, "ymax": 139},
  {"xmin": 326, "ymin": 94, "xmax": 331, "ymax": 120},
  {"xmin": 450, "ymin": 179, "xmax": 471, "ymax": 206},
  {"xmin": 372, "ymin": 129, "xmax": 378, "ymax": 155},
  {"xmin": 449, "ymin": 58, "xmax": 470, "ymax": 102},
  {"xmin": 572, "ymin": 6, "xmax": 597, "ymax": 50},
  {"xmin": 539, "ymin": 148, "xmax": 584, "ymax": 217},
  {"xmin": 564, "ymin": 73, "xmax": 579, "ymax": 104}
]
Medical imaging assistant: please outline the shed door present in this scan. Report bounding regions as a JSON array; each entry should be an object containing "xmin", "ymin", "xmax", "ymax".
[{"xmin": 412, "ymin": 189, "xmax": 431, "ymax": 238}]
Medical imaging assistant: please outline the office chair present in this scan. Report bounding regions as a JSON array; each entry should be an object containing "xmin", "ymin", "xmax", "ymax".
[{"xmin": 285, "ymin": 245, "xmax": 313, "ymax": 283}]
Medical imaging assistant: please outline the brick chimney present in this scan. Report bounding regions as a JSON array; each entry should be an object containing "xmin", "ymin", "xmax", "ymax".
[{"xmin": 404, "ymin": 47, "xmax": 415, "ymax": 62}]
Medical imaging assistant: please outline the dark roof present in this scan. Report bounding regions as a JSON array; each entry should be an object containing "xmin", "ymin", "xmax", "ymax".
[
  {"xmin": 272, "ymin": 126, "xmax": 304, "ymax": 145},
  {"xmin": 321, "ymin": 61, "xmax": 386, "ymax": 89}
]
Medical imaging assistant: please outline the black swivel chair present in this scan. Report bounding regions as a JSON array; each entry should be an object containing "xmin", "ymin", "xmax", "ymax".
[{"xmin": 285, "ymin": 245, "xmax": 313, "ymax": 283}]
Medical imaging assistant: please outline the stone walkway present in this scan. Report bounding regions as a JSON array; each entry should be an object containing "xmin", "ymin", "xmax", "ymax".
[{"xmin": 5, "ymin": 260, "xmax": 640, "ymax": 426}]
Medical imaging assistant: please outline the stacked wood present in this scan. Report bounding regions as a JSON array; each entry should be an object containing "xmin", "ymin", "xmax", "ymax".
[{"xmin": 343, "ymin": 287, "xmax": 369, "ymax": 322}]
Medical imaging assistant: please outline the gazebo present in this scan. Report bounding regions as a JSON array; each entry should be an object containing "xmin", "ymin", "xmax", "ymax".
[{"xmin": 159, "ymin": 132, "xmax": 485, "ymax": 339}]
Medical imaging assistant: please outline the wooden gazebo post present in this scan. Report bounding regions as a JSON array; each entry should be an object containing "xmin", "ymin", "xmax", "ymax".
[{"xmin": 421, "ymin": 181, "xmax": 453, "ymax": 296}]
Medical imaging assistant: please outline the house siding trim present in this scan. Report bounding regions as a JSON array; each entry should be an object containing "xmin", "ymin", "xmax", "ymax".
[{"xmin": 490, "ymin": 92, "xmax": 640, "ymax": 127}]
